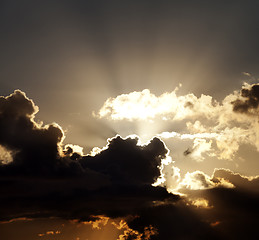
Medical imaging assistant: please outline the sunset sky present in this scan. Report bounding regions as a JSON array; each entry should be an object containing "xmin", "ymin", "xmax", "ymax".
[{"xmin": 1, "ymin": 1, "xmax": 259, "ymax": 240}]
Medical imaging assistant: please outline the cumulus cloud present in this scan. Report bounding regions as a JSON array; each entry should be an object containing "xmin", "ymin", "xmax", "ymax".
[
  {"xmin": 96, "ymin": 87, "xmax": 220, "ymax": 121},
  {"xmin": 157, "ymin": 131, "xmax": 216, "ymax": 161},
  {"xmin": 0, "ymin": 90, "xmax": 178, "ymax": 226},
  {"xmin": 158, "ymin": 167, "xmax": 234, "ymax": 195},
  {"xmin": 97, "ymin": 83, "xmax": 259, "ymax": 161},
  {"xmin": 212, "ymin": 168, "xmax": 259, "ymax": 193},
  {"xmin": 96, "ymin": 83, "xmax": 254, "ymax": 124},
  {"xmin": 0, "ymin": 90, "xmax": 64, "ymax": 174},
  {"xmin": 150, "ymin": 168, "xmax": 259, "ymax": 239},
  {"xmin": 1, "ymin": 90, "xmax": 259, "ymax": 239},
  {"xmin": 232, "ymin": 83, "xmax": 259, "ymax": 114},
  {"xmin": 93, "ymin": 83, "xmax": 259, "ymax": 238},
  {"xmin": 179, "ymin": 171, "xmax": 219, "ymax": 190},
  {"xmin": 181, "ymin": 169, "xmax": 259, "ymax": 239},
  {"xmin": 128, "ymin": 179, "xmax": 259, "ymax": 240},
  {"xmin": 0, "ymin": 135, "xmax": 174, "ymax": 220}
]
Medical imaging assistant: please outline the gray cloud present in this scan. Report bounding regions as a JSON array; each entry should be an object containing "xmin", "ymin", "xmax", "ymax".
[{"xmin": 232, "ymin": 83, "xmax": 259, "ymax": 114}]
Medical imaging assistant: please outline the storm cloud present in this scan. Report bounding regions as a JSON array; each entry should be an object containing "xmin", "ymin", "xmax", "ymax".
[
  {"xmin": 232, "ymin": 83, "xmax": 259, "ymax": 114},
  {"xmin": 0, "ymin": 90, "xmax": 64, "ymax": 174},
  {"xmin": 0, "ymin": 90, "xmax": 177, "ymax": 223},
  {"xmin": 1, "ymin": 90, "xmax": 259, "ymax": 240}
]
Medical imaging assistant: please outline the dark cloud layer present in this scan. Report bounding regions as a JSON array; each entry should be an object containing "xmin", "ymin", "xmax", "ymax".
[
  {"xmin": 179, "ymin": 169, "xmax": 259, "ymax": 240},
  {"xmin": 232, "ymin": 83, "xmax": 259, "ymax": 114},
  {"xmin": 128, "ymin": 203, "xmax": 221, "ymax": 240},
  {"xmin": 184, "ymin": 187, "xmax": 259, "ymax": 240},
  {"xmin": 0, "ymin": 90, "xmax": 64, "ymax": 174},
  {"xmin": 213, "ymin": 168, "xmax": 259, "ymax": 192},
  {"xmin": 1, "ymin": 91, "xmax": 259, "ymax": 239},
  {"xmin": 81, "ymin": 136, "xmax": 167, "ymax": 185},
  {"xmin": 0, "ymin": 90, "xmax": 176, "ymax": 223}
]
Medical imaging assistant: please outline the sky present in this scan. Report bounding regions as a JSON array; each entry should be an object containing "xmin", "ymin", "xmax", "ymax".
[{"xmin": 1, "ymin": 1, "xmax": 259, "ymax": 240}]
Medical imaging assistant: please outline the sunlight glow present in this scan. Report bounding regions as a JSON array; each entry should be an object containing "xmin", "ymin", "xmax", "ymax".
[
  {"xmin": 96, "ymin": 87, "xmax": 220, "ymax": 121},
  {"xmin": 0, "ymin": 145, "xmax": 13, "ymax": 164},
  {"xmin": 64, "ymin": 144, "xmax": 84, "ymax": 155},
  {"xmin": 191, "ymin": 198, "xmax": 212, "ymax": 209},
  {"xmin": 96, "ymin": 83, "xmax": 259, "ymax": 162}
]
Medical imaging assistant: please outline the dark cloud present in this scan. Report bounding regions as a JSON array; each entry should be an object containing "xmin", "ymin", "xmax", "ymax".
[
  {"xmin": 127, "ymin": 203, "xmax": 221, "ymax": 240},
  {"xmin": 179, "ymin": 169, "xmax": 259, "ymax": 240},
  {"xmin": 0, "ymin": 90, "xmax": 64, "ymax": 174},
  {"xmin": 212, "ymin": 168, "xmax": 259, "ymax": 192},
  {"xmin": 232, "ymin": 83, "xmax": 259, "ymax": 114},
  {"xmin": 0, "ymin": 90, "xmax": 176, "ymax": 224},
  {"xmin": 81, "ymin": 136, "xmax": 167, "ymax": 185},
  {"xmin": 1, "ymin": 91, "xmax": 259, "ymax": 239},
  {"xmin": 183, "ymin": 186, "xmax": 259, "ymax": 240}
]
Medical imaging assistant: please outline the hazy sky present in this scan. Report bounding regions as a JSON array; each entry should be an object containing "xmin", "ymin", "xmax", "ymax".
[
  {"xmin": 1, "ymin": 1, "xmax": 259, "ymax": 240},
  {"xmin": 1, "ymin": 0, "xmax": 259, "ymax": 148}
]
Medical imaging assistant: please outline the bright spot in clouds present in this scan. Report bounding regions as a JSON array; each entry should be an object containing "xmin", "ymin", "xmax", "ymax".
[
  {"xmin": 191, "ymin": 198, "xmax": 212, "ymax": 209},
  {"xmin": 96, "ymin": 82, "xmax": 259, "ymax": 162},
  {"xmin": 2, "ymin": 83, "xmax": 259, "ymax": 240},
  {"xmin": 96, "ymin": 86, "xmax": 220, "ymax": 121},
  {"xmin": 0, "ymin": 145, "xmax": 13, "ymax": 164}
]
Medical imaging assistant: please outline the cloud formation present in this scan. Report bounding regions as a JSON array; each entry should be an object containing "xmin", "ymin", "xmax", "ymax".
[
  {"xmin": 1, "ymin": 90, "xmax": 259, "ymax": 239},
  {"xmin": 145, "ymin": 168, "xmax": 259, "ymax": 239},
  {"xmin": 97, "ymin": 83, "xmax": 259, "ymax": 161},
  {"xmin": 0, "ymin": 90, "xmax": 64, "ymax": 174},
  {"xmin": 96, "ymin": 87, "xmax": 219, "ymax": 121},
  {"xmin": 179, "ymin": 168, "xmax": 259, "ymax": 239},
  {"xmin": 0, "ymin": 91, "xmax": 178, "ymax": 225},
  {"xmin": 232, "ymin": 83, "xmax": 259, "ymax": 114}
]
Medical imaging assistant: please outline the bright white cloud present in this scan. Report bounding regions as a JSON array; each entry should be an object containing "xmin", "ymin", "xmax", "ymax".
[
  {"xmin": 64, "ymin": 144, "xmax": 84, "ymax": 155},
  {"xmin": 96, "ymin": 82, "xmax": 259, "ymax": 161},
  {"xmin": 153, "ymin": 158, "xmax": 181, "ymax": 191},
  {"xmin": 179, "ymin": 171, "xmax": 216, "ymax": 190},
  {"xmin": 155, "ymin": 164, "xmax": 238, "ymax": 196},
  {"xmin": 191, "ymin": 138, "xmax": 213, "ymax": 161},
  {"xmin": 157, "ymin": 131, "xmax": 216, "ymax": 161},
  {"xmin": 96, "ymin": 87, "xmax": 221, "ymax": 121}
]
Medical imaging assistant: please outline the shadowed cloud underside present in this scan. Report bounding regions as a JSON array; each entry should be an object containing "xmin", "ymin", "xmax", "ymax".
[{"xmin": 0, "ymin": 90, "xmax": 259, "ymax": 239}]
